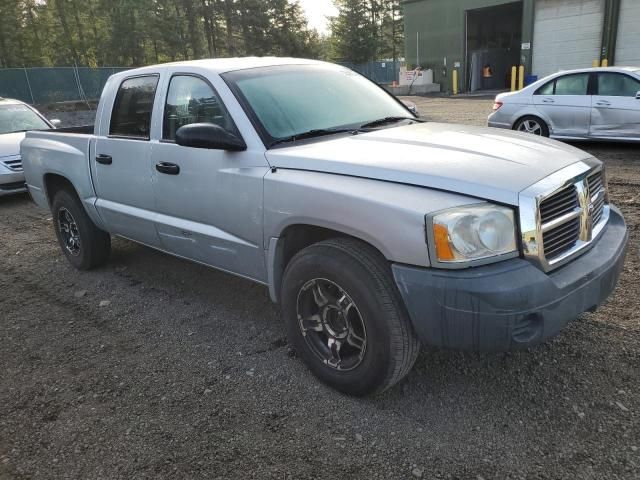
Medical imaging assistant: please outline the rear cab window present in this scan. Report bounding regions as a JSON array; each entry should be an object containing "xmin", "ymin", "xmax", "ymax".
[{"xmin": 109, "ymin": 75, "xmax": 159, "ymax": 139}]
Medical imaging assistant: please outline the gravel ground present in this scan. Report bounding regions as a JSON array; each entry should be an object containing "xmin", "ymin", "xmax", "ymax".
[{"xmin": 1, "ymin": 98, "xmax": 638, "ymax": 479}]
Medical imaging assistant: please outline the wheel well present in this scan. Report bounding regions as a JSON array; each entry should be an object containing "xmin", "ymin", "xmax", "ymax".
[
  {"xmin": 44, "ymin": 174, "xmax": 77, "ymax": 205},
  {"xmin": 270, "ymin": 224, "xmax": 386, "ymax": 304}
]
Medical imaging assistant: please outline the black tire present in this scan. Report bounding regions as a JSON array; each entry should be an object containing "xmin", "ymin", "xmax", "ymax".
[
  {"xmin": 51, "ymin": 189, "xmax": 111, "ymax": 270},
  {"xmin": 514, "ymin": 116, "xmax": 550, "ymax": 137},
  {"xmin": 281, "ymin": 237, "xmax": 420, "ymax": 396}
]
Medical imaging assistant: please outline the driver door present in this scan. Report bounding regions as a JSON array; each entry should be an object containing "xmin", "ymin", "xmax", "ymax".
[{"xmin": 150, "ymin": 74, "xmax": 270, "ymax": 282}]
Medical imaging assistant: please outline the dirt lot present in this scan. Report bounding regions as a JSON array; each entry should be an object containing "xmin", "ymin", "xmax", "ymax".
[{"xmin": 1, "ymin": 98, "xmax": 638, "ymax": 479}]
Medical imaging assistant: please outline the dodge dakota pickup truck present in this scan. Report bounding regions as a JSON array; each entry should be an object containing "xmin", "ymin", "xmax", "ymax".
[{"xmin": 21, "ymin": 58, "xmax": 628, "ymax": 396}]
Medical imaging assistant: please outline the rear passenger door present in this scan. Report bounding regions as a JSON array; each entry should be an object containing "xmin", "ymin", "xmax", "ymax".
[
  {"xmin": 533, "ymin": 73, "xmax": 592, "ymax": 137},
  {"xmin": 590, "ymin": 72, "xmax": 640, "ymax": 138},
  {"xmin": 93, "ymin": 75, "xmax": 162, "ymax": 247},
  {"xmin": 150, "ymin": 73, "xmax": 270, "ymax": 282}
]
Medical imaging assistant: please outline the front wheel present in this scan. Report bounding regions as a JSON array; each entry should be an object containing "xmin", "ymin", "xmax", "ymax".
[
  {"xmin": 281, "ymin": 238, "xmax": 420, "ymax": 396},
  {"xmin": 514, "ymin": 116, "xmax": 550, "ymax": 137}
]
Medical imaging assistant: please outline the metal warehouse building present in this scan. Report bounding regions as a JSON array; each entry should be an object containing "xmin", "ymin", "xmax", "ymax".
[{"xmin": 403, "ymin": 0, "xmax": 640, "ymax": 92}]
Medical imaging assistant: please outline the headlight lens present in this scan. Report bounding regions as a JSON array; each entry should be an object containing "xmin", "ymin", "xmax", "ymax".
[{"xmin": 431, "ymin": 204, "xmax": 517, "ymax": 264}]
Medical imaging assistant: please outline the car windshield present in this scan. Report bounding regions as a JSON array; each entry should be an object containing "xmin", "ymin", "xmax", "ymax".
[
  {"xmin": 0, "ymin": 104, "xmax": 50, "ymax": 135},
  {"xmin": 223, "ymin": 65, "xmax": 412, "ymax": 145}
]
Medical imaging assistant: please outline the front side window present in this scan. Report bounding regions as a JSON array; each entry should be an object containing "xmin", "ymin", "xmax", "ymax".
[
  {"xmin": 163, "ymin": 75, "xmax": 236, "ymax": 141},
  {"xmin": 0, "ymin": 104, "xmax": 50, "ymax": 135},
  {"xmin": 597, "ymin": 73, "xmax": 640, "ymax": 97},
  {"xmin": 109, "ymin": 75, "xmax": 159, "ymax": 139},
  {"xmin": 223, "ymin": 65, "xmax": 410, "ymax": 145},
  {"xmin": 553, "ymin": 74, "xmax": 589, "ymax": 96}
]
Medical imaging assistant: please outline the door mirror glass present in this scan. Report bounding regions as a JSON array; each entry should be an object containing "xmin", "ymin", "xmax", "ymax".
[{"xmin": 175, "ymin": 123, "xmax": 246, "ymax": 151}]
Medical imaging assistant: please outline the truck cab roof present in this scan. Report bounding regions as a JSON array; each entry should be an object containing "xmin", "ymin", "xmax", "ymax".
[{"xmin": 113, "ymin": 57, "xmax": 327, "ymax": 79}]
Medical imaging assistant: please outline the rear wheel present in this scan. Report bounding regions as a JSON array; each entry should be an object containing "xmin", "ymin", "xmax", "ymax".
[
  {"xmin": 51, "ymin": 189, "xmax": 111, "ymax": 270},
  {"xmin": 514, "ymin": 116, "xmax": 549, "ymax": 137},
  {"xmin": 281, "ymin": 238, "xmax": 420, "ymax": 396}
]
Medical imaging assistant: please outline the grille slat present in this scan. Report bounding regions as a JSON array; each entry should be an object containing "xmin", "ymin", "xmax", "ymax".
[
  {"xmin": 589, "ymin": 171, "xmax": 606, "ymax": 230},
  {"xmin": 544, "ymin": 222, "xmax": 581, "ymax": 255},
  {"xmin": 540, "ymin": 185, "xmax": 581, "ymax": 260}
]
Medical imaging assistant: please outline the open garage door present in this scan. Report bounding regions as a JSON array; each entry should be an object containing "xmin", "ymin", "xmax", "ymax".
[
  {"xmin": 615, "ymin": 0, "xmax": 640, "ymax": 66},
  {"xmin": 532, "ymin": 0, "xmax": 605, "ymax": 78}
]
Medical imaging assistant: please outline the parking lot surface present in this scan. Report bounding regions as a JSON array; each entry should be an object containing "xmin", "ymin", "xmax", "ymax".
[{"xmin": 1, "ymin": 98, "xmax": 638, "ymax": 479}]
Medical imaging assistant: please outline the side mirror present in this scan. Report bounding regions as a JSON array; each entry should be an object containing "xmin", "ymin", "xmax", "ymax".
[
  {"xmin": 636, "ymin": 91, "xmax": 640, "ymax": 99},
  {"xmin": 401, "ymin": 99, "xmax": 419, "ymax": 116},
  {"xmin": 175, "ymin": 123, "xmax": 246, "ymax": 151},
  {"xmin": 49, "ymin": 119, "xmax": 62, "ymax": 128}
]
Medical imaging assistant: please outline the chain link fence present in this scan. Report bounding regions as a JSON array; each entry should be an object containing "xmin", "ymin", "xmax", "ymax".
[
  {"xmin": 338, "ymin": 61, "xmax": 401, "ymax": 85},
  {"xmin": 0, "ymin": 62, "xmax": 399, "ymax": 106},
  {"xmin": 0, "ymin": 67, "xmax": 130, "ymax": 105}
]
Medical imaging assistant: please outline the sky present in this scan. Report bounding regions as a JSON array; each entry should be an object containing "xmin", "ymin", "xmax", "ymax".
[{"xmin": 298, "ymin": 0, "xmax": 338, "ymax": 35}]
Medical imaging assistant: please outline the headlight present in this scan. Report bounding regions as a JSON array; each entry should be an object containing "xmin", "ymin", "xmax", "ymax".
[{"xmin": 428, "ymin": 204, "xmax": 518, "ymax": 266}]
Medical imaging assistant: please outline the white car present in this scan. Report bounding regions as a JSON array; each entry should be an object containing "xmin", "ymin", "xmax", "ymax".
[
  {"xmin": 488, "ymin": 67, "xmax": 640, "ymax": 142},
  {"xmin": 0, "ymin": 98, "xmax": 59, "ymax": 196}
]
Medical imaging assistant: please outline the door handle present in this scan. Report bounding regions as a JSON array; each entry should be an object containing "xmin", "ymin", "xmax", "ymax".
[
  {"xmin": 155, "ymin": 162, "xmax": 180, "ymax": 175},
  {"xmin": 542, "ymin": 98, "xmax": 555, "ymax": 103},
  {"xmin": 596, "ymin": 101, "xmax": 611, "ymax": 106},
  {"xmin": 96, "ymin": 154, "xmax": 112, "ymax": 165}
]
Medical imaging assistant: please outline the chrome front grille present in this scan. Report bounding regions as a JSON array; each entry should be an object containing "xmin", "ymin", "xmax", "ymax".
[
  {"xmin": 2, "ymin": 156, "xmax": 22, "ymax": 171},
  {"xmin": 519, "ymin": 159, "xmax": 610, "ymax": 272}
]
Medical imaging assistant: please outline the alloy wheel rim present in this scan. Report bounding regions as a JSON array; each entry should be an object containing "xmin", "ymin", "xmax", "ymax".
[
  {"xmin": 58, "ymin": 207, "xmax": 81, "ymax": 256},
  {"xmin": 518, "ymin": 119, "xmax": 542, "ymax": 135},
  {"xmin": 296, "ymin": 278, "xmax": 367, "ymax": 371}
]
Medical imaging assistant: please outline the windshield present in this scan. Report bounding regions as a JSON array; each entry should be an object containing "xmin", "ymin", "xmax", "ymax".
[
  {"xmin": 0, "ymin": 104, "xmax": 50, "ymax": 135},
  {"xmin": 223, "ymin": 65, "xmax": 412, "ymax": 145}
]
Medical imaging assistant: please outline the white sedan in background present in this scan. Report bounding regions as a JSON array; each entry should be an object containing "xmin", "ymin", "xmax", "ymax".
[
  {"xmin": 488, "ymin": 67, "xmax": 640, "ymax": 141},
  {"xmin": 0, "ymin": 98, "xmax": 59, "ymax": 196}
]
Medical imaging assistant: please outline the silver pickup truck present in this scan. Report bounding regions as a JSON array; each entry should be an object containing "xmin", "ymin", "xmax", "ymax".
[{"xmin": 21, "ymin": 58, "xmax": 628, "ymax": 396}]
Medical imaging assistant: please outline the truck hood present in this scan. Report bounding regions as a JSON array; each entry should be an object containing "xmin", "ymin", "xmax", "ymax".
[
  {"xmin": 266, "ymin": 122, "xmax": 594, "ymax": 205},
  {"xmin": 0, "ymin": 132, "xmax": 25, "ymax": 158}
]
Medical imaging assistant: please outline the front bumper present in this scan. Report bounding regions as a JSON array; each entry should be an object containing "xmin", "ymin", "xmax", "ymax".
[
  {"xmin": 393, "ymin": 206, "xmax": 628, "ymax": 351},
  {"xmin": 0, "ymin": 170, "xmax": 27, "ymax": 197}
]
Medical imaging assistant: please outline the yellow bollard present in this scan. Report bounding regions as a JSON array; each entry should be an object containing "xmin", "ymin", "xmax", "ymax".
[
  {"xmin": 452, "ymin": 69, "xmax": 458, "ymax": 95},
  {"xmin": 592, "ymin": 59, "xmax": 599, "ymax": 67},
  {"xmin": 601, "ymin": 59, "xmax": 608, "ymax": 67},
  {"xmin": 518, "ymin": 65, "xmax": 525, "ymax": 90},
  {"xmin": 511, "ymin": 66, "xmax": 517, "ymax": 92}
]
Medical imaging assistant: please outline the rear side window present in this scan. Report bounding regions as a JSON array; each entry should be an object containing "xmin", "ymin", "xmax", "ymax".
[
  {"xmin": 110, "ymin": 76, "xmax": 159, "ymax": 139},
  {"xmin": 163, "ymin": 75, "xmax": 236, "ymax": 141},
  {"xmin": 554, "ymin": 74, "xmax": 589, "ymax": 95},
  {"xmin": 597, "ymin": 73, "xmax": 640, "ymax": 97},
  {"xmin": 535, "ymin": 81, "xmax": 555, "ymax": 95}
]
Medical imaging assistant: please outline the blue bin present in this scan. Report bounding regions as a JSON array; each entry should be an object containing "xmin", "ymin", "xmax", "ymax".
[{"xmin": 524, "ymin": 75, "xmax": 538, "ymax": 86}]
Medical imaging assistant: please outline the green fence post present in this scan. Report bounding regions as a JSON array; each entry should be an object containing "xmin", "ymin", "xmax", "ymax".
[{"xmin": 23, "ymin": 68, "xmax": 35, "ymax": 104}]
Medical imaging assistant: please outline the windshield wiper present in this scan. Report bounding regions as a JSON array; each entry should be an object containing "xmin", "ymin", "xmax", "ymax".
[
  {"xmin": 359, "ymin": 116, "xmax": 423, "ymax": 129},
  {"xmin": 270, "ymin": 128, "xmax": 357, "ymax": 147}
]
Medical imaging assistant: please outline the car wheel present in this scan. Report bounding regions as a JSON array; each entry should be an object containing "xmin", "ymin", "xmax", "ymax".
[
  {"xmin": 514, "ymin": 116, "xmax": 550, "ymax": 137},
  {"xmin": 51, "ymin": 189, "xmax": 111, "ymax": 270},
  {"xmin": 281, "ymin": 237, "xmax": 420, "ymax": 396}
]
